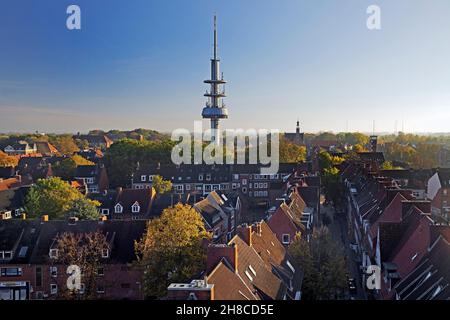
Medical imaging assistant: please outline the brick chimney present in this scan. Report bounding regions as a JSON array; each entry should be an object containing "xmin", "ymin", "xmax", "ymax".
[
  {"xmin": 206, "ymin": 244, "xmax": 238, "ymax": 274},
  {"xmin": 237, "ymin": 224, "xmax": 252, "ymax": 247},
  {"xmin": 253, "ymin": 222, "xmax": 262, "ymax": 236}
]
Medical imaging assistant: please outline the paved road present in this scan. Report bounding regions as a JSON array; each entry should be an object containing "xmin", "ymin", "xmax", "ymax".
[{"xmin": 322, "ymin": 203, "xmax": 367, "ymax": 300}]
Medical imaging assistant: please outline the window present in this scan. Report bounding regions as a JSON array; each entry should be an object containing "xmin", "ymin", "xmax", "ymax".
[
  {"xmin": 3, "ymin": 251, "xmax": 12, "ymax": 260},
  {"xmin": 282, "ymin": 234, "xmax": 290, "ymax": 244},
  {"xmin": 101, "ymin": 208, "xmax": 109, "ymax": 216},
  {"xmin": 131, "ymin": 202, "xmax": 140, "ymax": 213},
  {"xmin": 49, "ymin": 248, "xmax": 58, "ymax": 259},
  {"xmin": 50, "ymin": 284, "xmax": 58, "ymax": 295},
  {"xmin": 233, "ymin": 174, "xmax": 239, "ymax": 181},
  {"xmin": 1, "ymin": 267, "xmax": 22, "ymax": 277},
  {"xmin": 97, "ymin": 267, "xmax": 104, "ymax": 276},
  {"xmin": 286, "ymin": 260, "xmax": 296, "ymax": 273},
  {"xmin": 50, "ymin": 266, "xmax": 58, "ymax": 277},
  {"xmin": 206, "ymin": 174, "xmax": 211, "ymax": 181},
  {"xmin": 245, "ymin": 270, "xmax": 253, "ymax": 282},
  {"xmin": 36, "ymin": 267, "xmax": 43, "ymax": 287},
  {"xmin": 242, "ymin": 187, "xmax": 247, "ymax": 193},
  {"xmin": 248, "ymin": 265, "xmax": 257, "ymax": 277},
  {"xmin": 186, "ymin": 184, "xmax": 191, "ymax": 191},
  {"xmin": 102, "ymin": 249, "xmax": 109, "ymax": 258},
  {"xmin": 198, "ymin": 174, "xmax": 203, "ymax": 181},
  {"xmin": 242, "ymin": 179, "xmax": 247, "ymax": 186},
  {"xmin": 141, "ymin": 175, "xmax": 146, "ymax": 182},
  {"xmin": 97, "ymin": 284, "xmax": 105, "ymax": 294},
  {"xmin": 115, "ymin": 204, "xmax": 123, "ymax": 214},
  {"xmin": 86, "ymin": 178, "xmax": 94, "ymax": 184}
]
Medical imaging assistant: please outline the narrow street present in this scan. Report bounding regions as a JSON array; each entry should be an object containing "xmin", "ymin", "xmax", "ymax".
[{"xmin": 321, "ymin": 202, "xmax": 367, "ymax": 300}]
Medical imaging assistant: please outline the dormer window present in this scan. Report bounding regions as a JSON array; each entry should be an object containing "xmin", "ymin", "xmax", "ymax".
[
  {"xmin": 141, "ymin": 175, "xmax": 146, "ymax": 182},
  {"xmin": 102, "ymin": 249, "xmax": 109, "ymax": 259},
  {"xmin": 115, "ymin": 203, "xmax": 123, "ymax": 214},
  {"xmin": 198, "ymin": 174, "xmax": 203, "ymax": 181},
  {"xmin": 132, "ymin": 202, "xmax": 140, "ymax": 213},
  {"xmin": 49, "ymin": 249, "xmax": 59, "ymax": 259},
  {"xmin": 149, "ymin": 175, "xmax": 154, "ymax": 181},
  {"xmin": 206, "ymin": 174, "xmax": 211, "ymax": 181}
]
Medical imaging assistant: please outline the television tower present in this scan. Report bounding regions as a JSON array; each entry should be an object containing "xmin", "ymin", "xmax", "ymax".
[{"xmin": 202, "ymin": 15, "xmax": 228, "ymax": 144}]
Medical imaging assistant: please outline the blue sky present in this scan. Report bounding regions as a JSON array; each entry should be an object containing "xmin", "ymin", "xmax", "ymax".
[{"xmin": 1, "ymin": 0, "xmax": 450, "ymax": 134}]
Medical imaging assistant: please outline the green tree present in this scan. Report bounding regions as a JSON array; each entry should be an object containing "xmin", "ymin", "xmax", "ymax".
[
  {"xmin": 104, "ymin": 139, "xmax": 174, "ymax": 187},
  {"xmin": 135, "ymin": 204, "xmax": 211, "ymax": 298},
  {"xmin": 24, "ymin": 177, "xmax": 85, "ymax": 219},
  {"xmin": 152, "ymin": 175, "xmax": 172, "ymax": 194},
  {"xmin": 322, "ymin": 167, "xmax": 344, "ymax": 208},
  {"xmin": 67, "ymin": 198, "xmax": 101, "ymax": 220},
  {"xmin": 289, "ymin": 227, "xmax": 347, "ymax": 300}
]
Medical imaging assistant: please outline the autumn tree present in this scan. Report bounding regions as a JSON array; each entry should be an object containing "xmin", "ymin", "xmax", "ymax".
[
  {"xmin": 49, "ymin": 135, "xmax": 79, "ymax": 155},
  {"xmin": 25, "ymin": 177, "xmax": 86, "ymax": 219},
  {"xmin": 0, "ymin": 150, "xmax": 18, "ymax": 167},
  {"xmin": 53, "ymin": 231, "xmax": 109, "ymax": 299},
  {"xmin": 135, "ymin": 204, "xmax": 211, "ymax": 298},
  {"xmin": 289, "ymin": 227, "xmax": 347, "ymax": 300},
  {"xmin": 279, "ymin": 137, "xmax": 307, "ymax": 163}
]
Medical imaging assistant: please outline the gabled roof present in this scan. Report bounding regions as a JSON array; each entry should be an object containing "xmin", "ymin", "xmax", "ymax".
[
  {"xmin": 74, "ymin": 165, "xmax": 98, "ymax": 178},
  {"xmin": 35, "ymin": 141, "xmax": 58, "ymax": 155},
  {"xmin": 369, "ymin": 193, "xmax": 407, "ymax": 239},
  {"xmin": 228, "ymin": 236, "xmax": 286, "ymax": 300},
  {"xmin": 0, "ymin": 220, "xmax": 146, "ymax": 264},
  {"xmin": 115, "ymin": 188, "xmax": 154, "ymax": 216},
  {"xmin": 206, "ymin": 261, "xmax": 258, "ymax": 300},
  {"xmin": 0, "ymin": 166, "xmax": 15, "ymax": 179},
  {"xmin": 395, "ymin": 235, "xmax": 450, "ymax": 300}
]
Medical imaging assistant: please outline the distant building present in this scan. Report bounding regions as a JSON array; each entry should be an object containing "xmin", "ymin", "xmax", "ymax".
[
  {"xmin": 284, "ymin": 120, "xmax": 305, "ymax": 145},
  {"xmin": 73, "ymin": 134, "xmax": 113, "ymax": 149},
  {"xmin": 4, "ymin": 141, "xmax": 37, "ymax": 156}
]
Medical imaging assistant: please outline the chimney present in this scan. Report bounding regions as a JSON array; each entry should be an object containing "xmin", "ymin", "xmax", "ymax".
[
  {"xmin": 41, "ymin": 215, "xmax": 49, "ymax": 222},
  {"xmin": 237, "ymin": 224, "xmax": 252, "ymax": 247},
  {"xmin": 206, "ymin": 244, "xmax": 238, "ymax": 274},
  {"xmin": 253, "ymin": 222, "xmax": 262, "ymax": 236}
]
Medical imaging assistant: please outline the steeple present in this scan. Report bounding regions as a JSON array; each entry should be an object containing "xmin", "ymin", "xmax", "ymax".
[
  {"xmin": 296, "ymin": 118, "xmax": 300, "ymax": 134},
  {"xmin": 202, "ymin": 15, "xmax": 229, "ymax": 145}
]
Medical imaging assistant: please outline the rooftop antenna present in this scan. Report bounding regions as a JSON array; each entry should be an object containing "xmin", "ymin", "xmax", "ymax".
[{"xmin": 213, "ymin": 14, "xmax": 217, "ymax": 60}]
